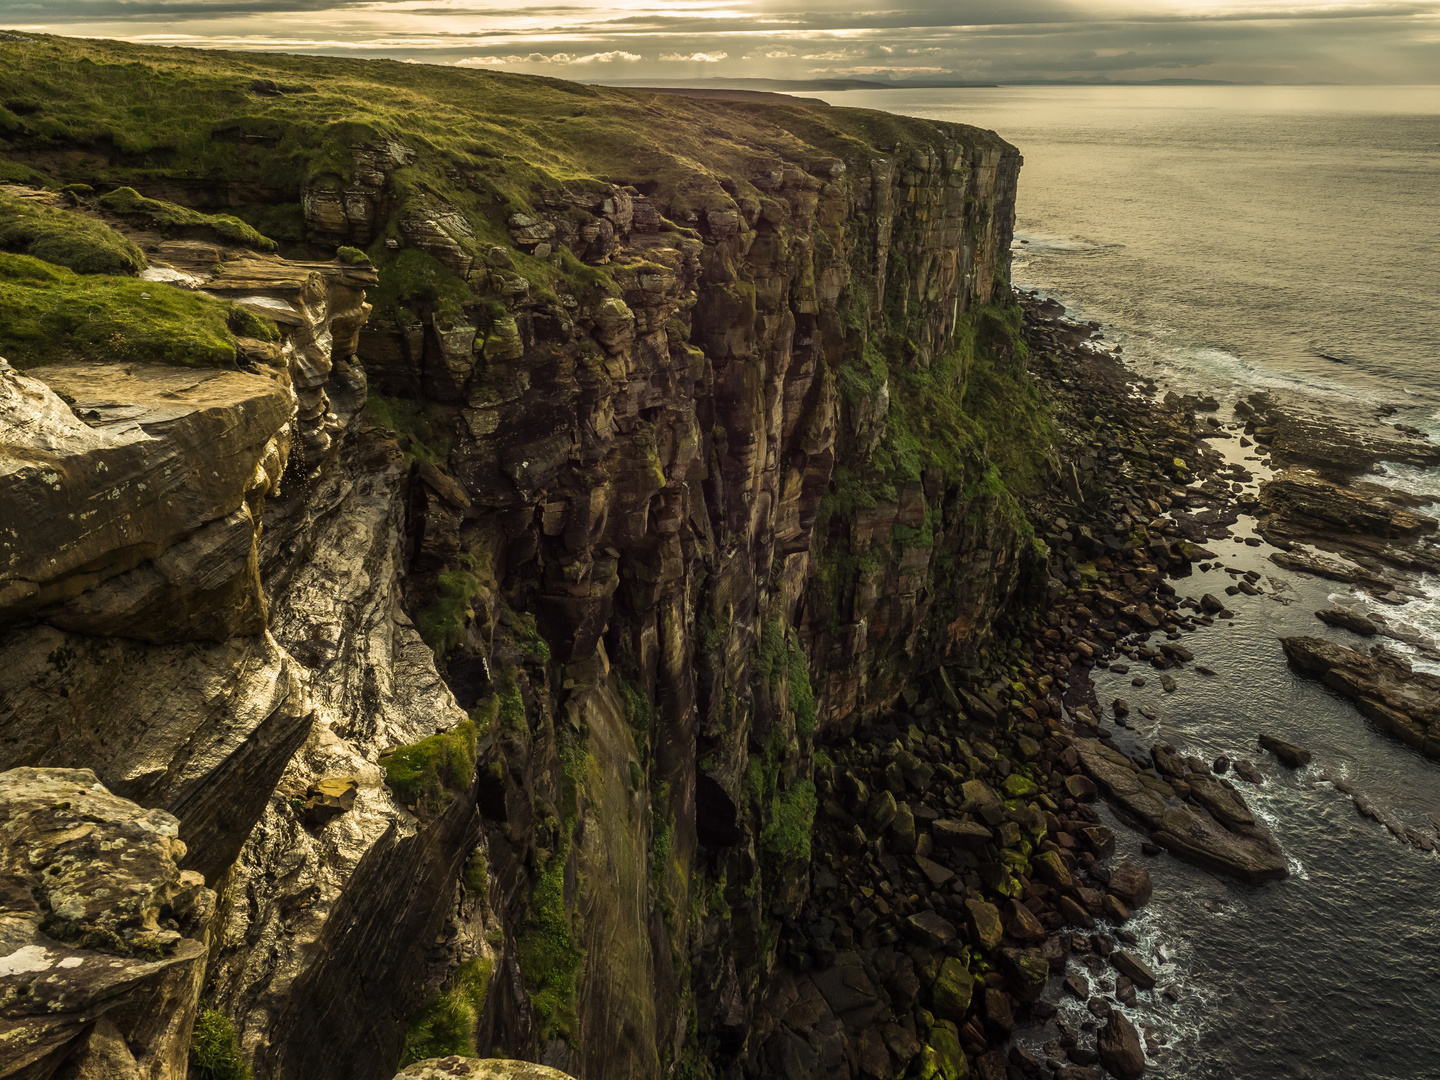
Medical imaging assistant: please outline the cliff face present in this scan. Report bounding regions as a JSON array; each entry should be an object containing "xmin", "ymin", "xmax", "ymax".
[{"xmin": 0, "ymin": 35, "xmax": 1041, "ymax": 1080}]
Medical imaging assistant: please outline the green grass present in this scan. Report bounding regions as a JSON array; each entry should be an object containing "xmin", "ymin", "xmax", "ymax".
[
  {"xmin": 190, "ymin": 1009, "xmax": 251, "ymax": 1080},
  {"xmin": 380, "ymin": 720, "xmax": 477, "ymax": 818},
  {"xmin": 0, "ymin": 251, "xmax": 268, "ymax": 367},
  {"xmin": 398, "ymin": 958, "xmax": 493, "ymax": 1066},
  {"xmin": 96, "ymin": 186, "xmax": 277, "ymax": 251},
  {"xmin": 0, "ymin": 33, "xmax": 1009, "ymax": 278},
  {"xmin": 0, "ymin": 188, "xmax": 145, "ymax": 274}
]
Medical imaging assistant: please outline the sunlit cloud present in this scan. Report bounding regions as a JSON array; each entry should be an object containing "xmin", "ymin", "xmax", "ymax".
[
  {"xmin": 455, "ymin": 49, "xmax": 642, "ymax": 65},
  {"xmin": 658, "ymin": 50, "xmax": 729, "ymax": 61}
]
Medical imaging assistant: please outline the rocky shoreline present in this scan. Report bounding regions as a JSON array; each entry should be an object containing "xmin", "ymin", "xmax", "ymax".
[{"xmin": 749, "ymin": 292, "xmax": 1440, "ymax": 1080}]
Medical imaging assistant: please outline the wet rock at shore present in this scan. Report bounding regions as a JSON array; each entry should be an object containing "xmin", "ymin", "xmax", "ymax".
[
  {"xmin": 1281, "ymin": 636, "xmax": 1440, "ymax": 759},
  {"xmin": 1315, "ymin": 607, "xmax": 1379, "ymax": 636},
  {"xmin": 1097, "ymin": 1011, "xmax": 1147, "ymax": 1080},
  {"xmin": 1257, "ymin": 734, "xmax": 1312, "ymax": 768}
]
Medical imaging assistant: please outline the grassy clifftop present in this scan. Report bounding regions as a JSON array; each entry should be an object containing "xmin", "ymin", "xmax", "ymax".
[{"xmin": 0, "ymin": 33, "xmax": 1010, "ymax": 249}]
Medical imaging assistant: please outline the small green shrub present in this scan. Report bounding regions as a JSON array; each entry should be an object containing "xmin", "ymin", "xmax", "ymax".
[
  {"xmin": 381, "ymin": 720, "xmax": 477, "ymax": 817},
  {"xmin": 97, "ymin": 186, "xmax": 277, "ymax": 252},
  {"xmin": 399, "ymin": 958, "xmax": 493, "ymax": 1066},
  {"xmin": 335, "ymin": 244, "xmax": 368, "ymax": 265},
  {"xmin": 190, "ymin": 1009, "xmax": 251, "ymax": 1080},
  {"xmin": 0, "ymin": 190, "xmax": 146, "ymax": 275}
]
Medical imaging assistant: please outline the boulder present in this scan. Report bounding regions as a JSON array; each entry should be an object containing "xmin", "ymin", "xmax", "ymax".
[
  {"xmin": 1258, "ymin": 734, "xmax": 1312, "ymax": 768},
  {"xmin": 930, "ymin": 957, "xmax": 975, "ymax": 1023},
  {"xmin": 996, "ymin": 947, "xmax": 1049, "ymax": 1002},
  {"xmin": 1315, "ymin": 608, "xmax": 1378, "ymax": 636},
  {"xmin": 1107, "ymin": 862, "xmax": 1152, "ymax": 908},
  {"xmin": 1097, "ymin": 1011, "xmax": 1146, "ymax": 1079},
  {"xmin": 1110, "ymin": 950, "xmax": 1157, "ymax": 990},
  {"xmin": 932, "ymin": 819, "xmax": 992, "ymax": 849},
  {"xmin": 966, "ymin": 899, "xmax": 1004, "ymax": 952},
  {"xmin": 906, "ymin": 910, "xmax": 957, "ymax": 949}
]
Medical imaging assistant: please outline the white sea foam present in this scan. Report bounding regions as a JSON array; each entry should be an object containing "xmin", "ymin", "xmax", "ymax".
[{"xmin": 1367, "ymin": 463, "xmax": 1440, "ymax": 518}]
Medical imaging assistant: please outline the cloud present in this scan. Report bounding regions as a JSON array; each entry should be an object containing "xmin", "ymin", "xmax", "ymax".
[
  {"xmin": 22, "ymin": 0, "xmax": 1440, "ymax": 83},
  {"xmin": 455, "ymin": 50, "xmax": 641, "ymax": 66}
]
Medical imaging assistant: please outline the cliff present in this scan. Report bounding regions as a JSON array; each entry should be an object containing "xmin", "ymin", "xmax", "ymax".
[{"xmin": 0, "ymin": 33, "xmax": 1046, "ymax": 1080}]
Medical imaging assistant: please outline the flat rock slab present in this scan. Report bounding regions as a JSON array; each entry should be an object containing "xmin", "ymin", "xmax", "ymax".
[
  {"xmin": 0, "ymin": 361, "xmax": 290, "ymax": 635},
  {"xmin": 1074, "ymin": 738, "xmax": 1288, "ymax": 883},
  {"xmin": 1282, "ymin": 636, "xmax": 1440, "ymax": 758}
]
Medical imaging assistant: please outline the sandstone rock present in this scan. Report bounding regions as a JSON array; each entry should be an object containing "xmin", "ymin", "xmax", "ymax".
[
  {"xmin": 0, "ymin": 361, "xmax": 290, "ymax": 640},
  {"xmin": 932, "ymin": 819, "xmax": 992, "ymax": 848},
  {"xmin": 997, "ymin": 947, "xmax": 1049, "ymax": 1002},
  {"xmin": 930, "ymin": 957, "xmax": 975, "ymax": 1023},
  {"xmin": 905, "ymin": 910, "xmax": 957, "ymax": 949},
  {"xmin": 1110, "ymin": 951, "xmax": 1157, "ymax": 990},
  {"xmin": 966, "ymin": 899, "xmax": 1004, "ymax": 952},
  {"xmin": 1281, "ymin": 636, "xmax": 1440, "ymax": 758},
  {"xmin": 890, "ymin": 803, "xmax": 918, "ymax": 855},
  {"xmin": 1107, "ymin": 863, "xmax": 1152, "ymax": 908},
  {"xmin": 1315, "ymin": 607, "xmax": 1378, "ymax": 636}
]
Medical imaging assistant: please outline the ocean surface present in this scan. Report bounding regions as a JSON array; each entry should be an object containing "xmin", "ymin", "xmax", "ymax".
[{"xmin": 814, "ymin": 86, "xmax": 1440, "ymax": 1080}]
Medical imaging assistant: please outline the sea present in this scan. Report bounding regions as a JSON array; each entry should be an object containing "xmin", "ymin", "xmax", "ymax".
[{"xmin": 814, "ymin": 85, "xmax": 1440, "ymax": 1080}]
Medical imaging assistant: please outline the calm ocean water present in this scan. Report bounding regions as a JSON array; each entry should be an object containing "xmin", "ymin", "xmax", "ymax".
[
  {"xmin": 816, "ymin": 86, "xmax": 1440, "ymax": 1080},
  {"xmin": 819, "ymin": 85, "xmax": 1440, "ymax": 424}
]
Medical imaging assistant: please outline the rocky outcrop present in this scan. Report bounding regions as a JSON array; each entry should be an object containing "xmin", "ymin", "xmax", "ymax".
[
  {"xmin": 0, "ymin": 766, "xmax": 215, "ymax": 1080},
  {"xmin": 1282, "ymin": 636, "xmax": 1440, "ymax": 759},
  {"xmin": 0, "ymin": 359, "xmax": 290, "ymax": 639}
]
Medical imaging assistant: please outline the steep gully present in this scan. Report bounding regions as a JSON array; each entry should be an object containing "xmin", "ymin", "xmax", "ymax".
[{"xmin": 1, "ymin": 87, "xmax": 1436, "ymax": 1080}]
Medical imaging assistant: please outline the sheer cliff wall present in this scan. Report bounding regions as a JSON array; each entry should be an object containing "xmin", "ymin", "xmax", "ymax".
[{"xmin": 0, "ymin": 36, "xmax": 1040, "ymax": 1080}]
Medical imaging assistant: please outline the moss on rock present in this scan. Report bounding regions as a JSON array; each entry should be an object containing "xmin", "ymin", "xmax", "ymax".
[
  {"xmin": 97, "ymin": 186, "xmax": 277, "ymax": 252},
  {"xmin": 380, "ymin": 720, "xmax": 477, "ymax": 817}
]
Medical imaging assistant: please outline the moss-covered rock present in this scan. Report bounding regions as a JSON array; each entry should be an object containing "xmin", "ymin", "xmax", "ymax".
[
  {"xmin": 97, "ymin": 186, "xmax": 277, "ymax": 252},
  {"xmin": 380, "ymin": 720, "xmax": 478, "ymax": 817},
  {"xmin": 930, "ymin": 957, "xmax": 975, "ymax": 1023}
]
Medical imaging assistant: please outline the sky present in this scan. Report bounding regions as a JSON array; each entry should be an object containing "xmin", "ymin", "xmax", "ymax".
[{"xmin": 3, "ymin": 0, "xmax": 1439, "ymax": 85}]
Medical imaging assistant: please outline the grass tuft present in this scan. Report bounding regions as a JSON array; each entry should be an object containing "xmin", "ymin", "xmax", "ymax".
[
  {"xmin": 398, "ymin": 958, "xmax": 493, "ymax": 1066},
  {"xmin": 190, "ymin": 1009, "xmax": 251, "ymax": 1080}
]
